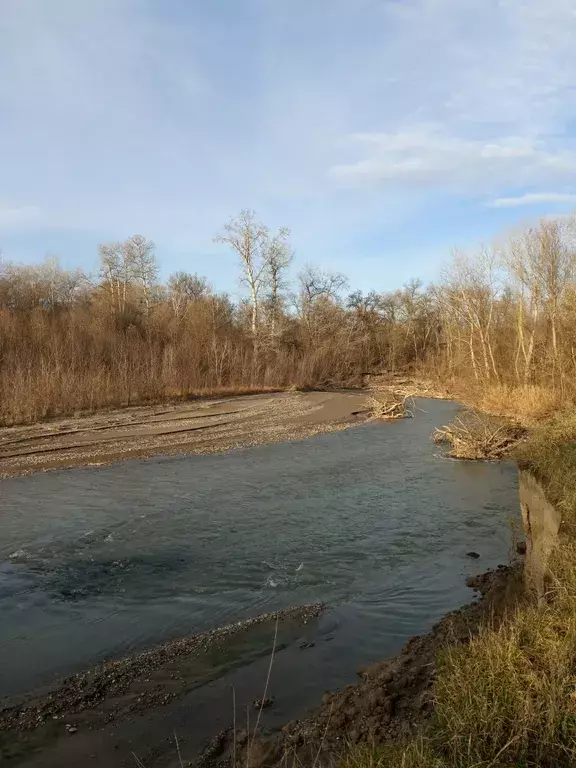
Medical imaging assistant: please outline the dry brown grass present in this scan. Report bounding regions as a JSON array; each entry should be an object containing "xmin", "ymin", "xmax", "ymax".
[
  {"xmin": 164, "ymin": 385, "xmax": 285, "ymax": 400},
  {"xmin": 433, "ymin": 543, "xmax": 576, "ymax": 767},
  {"xmin": 472, "ymin": 383, "xmax": 565, "ymax": 425},
  {"xmin": 515, "ymin": 407, "xmax": 576, "ymax": 523},
  {"xmin": 339, "ymin": 741, "xmax": 447, "ymax": 768},
  {"xmin": 343, "ymin": 545, "xmax": 576, "ymax": 768}
]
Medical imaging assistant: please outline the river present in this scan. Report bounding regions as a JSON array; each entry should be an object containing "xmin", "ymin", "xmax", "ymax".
[{"xmin": 0, "ymin": 398, "xmax": 518, "ymax": 744}]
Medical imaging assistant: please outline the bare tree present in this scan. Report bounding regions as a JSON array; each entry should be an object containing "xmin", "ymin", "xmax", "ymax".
[
  {"xmin": 167, "ymin": 272, "xmax": 210, "ymax": 318},
  {"xmin": 99, "ymin": 240, "xmax": 133, "ymax": 316},
  {"xmin": 215, "ymin": 210, "xmax": 270, "ymax": 343},
  {"xmin": 439, "ymin": 247, "xmax": 500, "ymax": 382},
  {"xmin": 506, "ymin": 218, "xmax": 576, "ymax": 384},
  {"xmin": 37, "ymin": 255, "xmax": 87, "ymax": 311},
  {"xmin": 127, "ymin": 235, "xmax": 158, "ymax": 315},
  {"xmin": 298, "ymin": 265, "xmax": 348, "ymax": 305},
  {"xmin": 263, "ymin": 227, "xmax": 292, "ymax": 337},
  {"xmin": 216, "ymin": 211, "xmax": 292, "ymax": 348}
]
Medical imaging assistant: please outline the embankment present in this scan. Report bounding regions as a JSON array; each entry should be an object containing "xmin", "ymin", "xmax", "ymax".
[{"xmin": 519, "ymin": 467, "xmax": 563, "ymax": 599}]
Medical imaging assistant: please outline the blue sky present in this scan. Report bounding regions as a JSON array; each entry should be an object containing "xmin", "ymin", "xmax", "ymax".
[{"xmin": 2, "ymin": 0, "xmax": 576, "ymax": 297}]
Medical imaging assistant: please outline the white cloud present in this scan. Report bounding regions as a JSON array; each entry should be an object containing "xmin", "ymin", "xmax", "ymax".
[
  {"xmin": 326, "ymin": 0, "xmax": 576, "ymax": 200},
  {"xmin": 331, "ymin": 129, "xmax": 576, "ymax": 193},
  {"xmin": 0, "ymin": 204, "xmax": 43, "ymax": 231},
  {"xmin": 2, "ymin": 0, "xmax": 576, "ymax": 280},
  {"xmin": 489, "ymin": 193, "xmax": 576, "ymax": 208}
]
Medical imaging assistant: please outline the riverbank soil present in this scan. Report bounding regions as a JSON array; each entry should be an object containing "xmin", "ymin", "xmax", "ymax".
[
  {"xmin": 0, "ymin": 390, "xmax": 369, "ymax": 479},
  {"xmin": 233, "ymin": 564, "xmax": 525, "ymax": 768}
]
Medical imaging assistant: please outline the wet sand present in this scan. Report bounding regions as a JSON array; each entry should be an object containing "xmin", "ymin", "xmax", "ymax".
[
  {"xmin": 0, "ymin": 390, "xmax": 370, "ymax": 479},
  {"xmin": 0, "ymin": 604, "xmax": 326, "ymax": 767}
]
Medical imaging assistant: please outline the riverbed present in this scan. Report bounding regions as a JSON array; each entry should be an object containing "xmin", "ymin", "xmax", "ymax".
[{"xmin": 0, "ymin": 397, "xmax": 519, "ymax": 766}]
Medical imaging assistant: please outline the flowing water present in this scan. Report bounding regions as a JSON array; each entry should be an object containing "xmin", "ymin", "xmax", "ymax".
[{"xmin": 0, "ymin": 398, "xmax": 519, "ymax": 703}]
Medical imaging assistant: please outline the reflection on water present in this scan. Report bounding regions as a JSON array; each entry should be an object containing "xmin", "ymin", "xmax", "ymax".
[{"xmin": 0, "ymin": 399, "xmax": 519, "ymax": 697}]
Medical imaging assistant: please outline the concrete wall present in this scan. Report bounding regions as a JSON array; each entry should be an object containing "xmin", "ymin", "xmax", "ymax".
[{"xmin": 519, "ymin": 469, "xmax": 563, "ymax": 600}]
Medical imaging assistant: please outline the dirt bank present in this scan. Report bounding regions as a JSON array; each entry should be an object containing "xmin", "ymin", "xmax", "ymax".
[
  {"xmin": 0, "ymin": 390, "xmax": 369, "ymax": 479},
  {"xmin": 231, "ymin": 563, "xmax": 525, "ymax": 768}
]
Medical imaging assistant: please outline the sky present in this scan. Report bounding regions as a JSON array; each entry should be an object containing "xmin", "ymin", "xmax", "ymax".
[{"xmin": 2, "ymin": 0, "xmax": 576, "ymax": 296}]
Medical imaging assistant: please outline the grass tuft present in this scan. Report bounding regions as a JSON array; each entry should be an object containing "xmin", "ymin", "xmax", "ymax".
[
  {"xmin": 339, "ymin": 741, "xmax": 447, "ymax": 768},
  {"xmin": 432, "ymin": 543, "xmax": 576, "ymax": 767}
]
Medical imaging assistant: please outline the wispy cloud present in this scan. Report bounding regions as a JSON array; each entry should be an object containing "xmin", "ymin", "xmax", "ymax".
[
  {"xmin": 488, "ymin": 192, "xmax": 576, "ymax": 209},
  {"xmin": 0, "ymin": 204, "xmax": 43, "ymax": 231},
  {"xmin": 2, "ymin": 0, "xmax": 576, "ymax": 288},
  {"xmin": 331, "ymin": 130, "xmax": 576, "ymax": 192}
]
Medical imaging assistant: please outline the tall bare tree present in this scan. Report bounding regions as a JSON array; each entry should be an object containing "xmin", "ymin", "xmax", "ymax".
[
  {"xmin": 264, "ymin": 227, "xmax": 292, "ymax": 337},
  {"xmin": 99, "ymin": 240, "xmax": 134, "ymax": 317},
  {"xmin": 127, "ymin": 235, "xmax": 158, "ymax": 315},
  {"xmin": 215, "ymin": 210, "xmax": 269, "ymax": 343}
]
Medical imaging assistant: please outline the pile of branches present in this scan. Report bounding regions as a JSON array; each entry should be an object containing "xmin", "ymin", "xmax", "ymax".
[
  {"xmin": 433, "ymin": 410, "xmax": 526, "ymax": 460},
  {"xmin": 368, "ymin": 387, "xmax": 416, "ymax": 420}
]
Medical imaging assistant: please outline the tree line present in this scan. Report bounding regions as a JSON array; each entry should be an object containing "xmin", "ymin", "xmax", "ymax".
[{"xmin": 1, "ymin": 210, "xmax": 576, "ymax": 425}]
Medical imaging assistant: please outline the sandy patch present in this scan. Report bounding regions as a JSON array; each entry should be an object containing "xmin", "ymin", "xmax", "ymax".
[{"xmin": 0, "ymin": 390, "xmax": 370, "ymax": 479}]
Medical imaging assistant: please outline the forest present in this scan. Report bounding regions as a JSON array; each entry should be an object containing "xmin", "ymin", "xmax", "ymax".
[{"xmin": 1, "ymin": 209, "xmax": 575, "ymax": 425}]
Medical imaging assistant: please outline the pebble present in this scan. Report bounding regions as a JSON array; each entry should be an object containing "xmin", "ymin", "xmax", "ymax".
[{"xmin": 253, "ymin": 697, "xmax": 273, "ymax": 710}]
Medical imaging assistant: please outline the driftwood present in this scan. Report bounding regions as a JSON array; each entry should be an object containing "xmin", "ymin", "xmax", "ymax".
[
  {"xmin": 368, "ymin": 388, "xmax": 416, "ymax": 420},
  {"xmin": 433, "ymin": 411, "xmax": 525, "ymax": 460}
]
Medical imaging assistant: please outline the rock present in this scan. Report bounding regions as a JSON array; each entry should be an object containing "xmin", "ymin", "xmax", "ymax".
[
  {"xmin": 236, "ymin": 729, "xmax": 248, "ymax": 745},
  {"xmin": 516, "ymin": 541, "xmax": 527, "ymax": 555},
  {"xmin": 466, "ymin": 551, "xmax": 480, "ymax": 559},
  {"xmin": 65, "ymin": 724, "xmax": 78, "ymax": 734},
  {"xmin": 253, "ymin": 697, "xmax": 273, "ymax": 710},
  {"xmin": 299, "ymin": 641, "xmax": 315, "ymax": 650}
]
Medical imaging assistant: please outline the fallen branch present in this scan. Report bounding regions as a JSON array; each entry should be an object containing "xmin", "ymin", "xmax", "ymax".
[
  {"xmin": 432, "ymin": 411, "xmax": 526, "ymax": 460},
  {"xmin": 368, "ymin": 388, "xmax": 416, "ymax": 420}
]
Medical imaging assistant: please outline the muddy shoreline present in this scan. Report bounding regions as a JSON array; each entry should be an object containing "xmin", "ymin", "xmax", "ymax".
[
  {"xmin": 0, "ymin": 390, "xmax": 370, "ymax": 479},
  {"xmin": 0, "ymin": 603, "xmax": 325, "ymax": 765},
  {"xmin": 0, "ymin": 564, "xmax": 523, "ymax": 768},
  {"xmin": 233, "ymin": 562, "xmax": 525, "ymax": 768}
]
